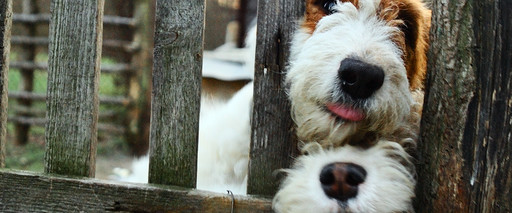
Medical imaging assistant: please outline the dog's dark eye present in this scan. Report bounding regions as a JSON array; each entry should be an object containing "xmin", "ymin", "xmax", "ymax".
[{"xmin": 323, "ymin": 0, "xmax": 338, "ymax": 15}]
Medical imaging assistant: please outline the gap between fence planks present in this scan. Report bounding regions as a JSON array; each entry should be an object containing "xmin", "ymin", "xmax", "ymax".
[
  {"xmin": 0, "ymin": 170, "xmax": 273, "ymax": 212},
  {"xmin": 0, "ymin": 0, "xmax": 12, "ymax": 168},
  {"xmin": 248, "ymin": 0, "xmax": 304, "ymax": 195},
  {"xmin": 149, "ymin": 0, "xmax": 204, "ymax": 187},
  {"xmin": 44, "ymin": 0, "xmax": 105, "ymax": 177}
]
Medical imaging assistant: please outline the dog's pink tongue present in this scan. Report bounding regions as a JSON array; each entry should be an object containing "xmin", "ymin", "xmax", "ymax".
[{"xmin": 327, "ymin": 103, "xmax": 365, "ymax": 122}]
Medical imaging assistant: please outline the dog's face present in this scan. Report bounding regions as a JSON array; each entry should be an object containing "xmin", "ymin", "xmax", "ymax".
[
  {"xmin": 273, "ymin": 140, "xmax": 416, "ymax": 213},
  {"xmin": 286, "ymin": 0, "xmax": 430, "ymax": 146},
  {"xmin": 275, "ymin": 0, "xmax": 430, "ymax": 212}
]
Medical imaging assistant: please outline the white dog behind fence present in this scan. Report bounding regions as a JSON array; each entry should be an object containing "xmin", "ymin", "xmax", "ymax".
[
  {"xmin": 117, "ymin": 83, "xmax": 253, "ymax": 195},
  {"xmin": 116, "ymin": 0, "xmax": 430, "ymax": 212},
  {"xmin": 114, "ymin": 26, "xmax": 257, "ymax": 195},
  {"xmin": 273, "ymin": 0, "xmax": 430, "ymax": 212}
]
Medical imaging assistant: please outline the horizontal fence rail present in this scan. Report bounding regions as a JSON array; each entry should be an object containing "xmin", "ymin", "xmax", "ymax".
[
  {"xmin": 10, "ymin": 36, "xmax": 138, "ymax": 52},
  {"xmin": 7, "ymin": 116, "xmax": 125, "ymax": 134},
  {"xmin": 13, "ymin": 13, "xmax": 136, "ymax": 27},
  {"xmin": 0, "ymin": 170, "xmax": 272, "ymax": 212},
  {"xmin": 9, "ymin": 61, "xmax": 135, "ymax": 74},
  {"xmin": 8, "ymin": 91, "xmax": 131, "ymax": 105}
]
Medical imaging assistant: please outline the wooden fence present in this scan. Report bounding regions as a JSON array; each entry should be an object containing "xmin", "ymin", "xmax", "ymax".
[
  {"xmin": 1, "ymin": 0, "xmax": 511, "ymax": 212},
  {"xmin": 7, "ymin": 0, "xmax": 152, "ymax": 156},
  {"xmin": 0, "ymin": 0, "xmax": 302, "ymax": 211}
]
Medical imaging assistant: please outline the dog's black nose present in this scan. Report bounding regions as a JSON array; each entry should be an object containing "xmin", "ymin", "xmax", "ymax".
[
  {"xmin": 338, "ymin": 58, "xmax": 385, "ymax": 99},
  {"xmin": 319, "ymin": 162, "xmax": 367, "ymax": 202}
]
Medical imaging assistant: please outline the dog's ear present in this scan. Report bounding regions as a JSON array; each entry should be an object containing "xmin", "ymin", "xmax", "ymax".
[{"xmin": 396, "ymin": 0, "xmax": 431, "ymax": 90}]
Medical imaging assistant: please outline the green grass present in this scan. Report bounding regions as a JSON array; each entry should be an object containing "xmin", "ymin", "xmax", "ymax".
[
  {"xmin": 4, "ymin": 127, "xmax": 45, "ymax": 172},
  {"xmin": 5, "ymin": 52, "xmax": 130, "ymax": 172}
]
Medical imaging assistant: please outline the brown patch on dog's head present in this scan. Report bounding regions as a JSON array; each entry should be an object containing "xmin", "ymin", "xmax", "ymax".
[
  {"xmin": 377, "ymin": 0, "xmax": 431, "ymax": 90},
  {"xmin": 302, "ymin": 0, "xmax": 431, "ymax": 90},
  {"xmin": 303, "ymin": 0, "xmax": 360, "ymax": 32}
]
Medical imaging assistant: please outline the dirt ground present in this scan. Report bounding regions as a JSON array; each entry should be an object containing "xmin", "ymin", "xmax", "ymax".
[{"xmin": 4, "ymin": 130, "xmax": 137, "ymax": 182}]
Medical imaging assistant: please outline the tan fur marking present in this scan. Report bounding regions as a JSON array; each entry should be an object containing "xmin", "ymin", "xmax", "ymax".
[
  {"xmin": 377, "ymin": 0, "xmax": 431, "ymax": 90},
  {"xmin": 302, "ymin": 0, "xmax": 431, "ymax": 90},
  {"xmin": 303, "ymin": 0, "xmax": 360, "ymax": 33}
]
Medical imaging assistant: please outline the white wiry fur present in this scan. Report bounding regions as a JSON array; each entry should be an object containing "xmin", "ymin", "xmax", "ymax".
[
  {"xmin": 274, "ymin": 0, "xmax": 425, "ymax": 212},
  {"xmin": 196, "ymin": 82, "xmax": 253, "ymax": 194},
  {"xmin": 116, "ymin": 84, "xmax": 253, "ymax": 195},
  {"xmin": 116, "ymin": 27, "xmax": 257, "ymax": 194},
  {"xmin": 287, "ymin": 0, "xmax": 415, "ymax": 146},
  {"xmin": 273, "ymin": 140, "xmax": 416, "ymax": 213}
]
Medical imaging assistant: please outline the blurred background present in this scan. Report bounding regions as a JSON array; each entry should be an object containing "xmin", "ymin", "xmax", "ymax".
[{"xmin": 5, "ymin": 0, "xmax": 257, "ymax": 179}]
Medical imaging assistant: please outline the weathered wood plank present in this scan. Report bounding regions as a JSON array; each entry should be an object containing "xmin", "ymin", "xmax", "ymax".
[
  {"xmin": 248, "ymin": 0, "xmax": 304, "ymax": 195},
  {"xmin": 0, "ymin": 170, "xmax": 272, "ymax": 212},
  {"xmin": 149, "ymin": 0, "xmax": 204, "ymax": 187},
  {"xmin": 465, "ymin": 1, "xmax": 512, "ymax": 211},
  {"xmin": 45, "ymin": 0, "xmax": 105, "ymax": 177},
  {"xmin": 415, "ymin": 0, "xmax": 512, "ymax": 212},
  {"xmin": 0, "ymin": 0, "xmax": 12, "ymax": 168}
]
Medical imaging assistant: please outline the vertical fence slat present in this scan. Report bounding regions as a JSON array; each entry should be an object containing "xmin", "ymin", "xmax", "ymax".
[
  {"xmin": 0, "ymin": 0, "xmax": 12, "ymax": 168},
  {"xmin": 14, "ymin": 0, "xmax": 38, "ymax": 145},
  {"xmin": 127, "ymin": 0, "xmax": 155, "ymax": 157},
  {"xmin": 416, "ymin": 0, "xmax": 512, "ymax": 212},
  {"xmin": 44, "ymin": 0, "xmax": 104, "ymax": 177},
  {"xmin": 248, "ymin": 0, "xmax": 304, "ymax": 195},
  {"xmin": 149, "ymin": 0, "xmax": 204, "ymax": 187}
]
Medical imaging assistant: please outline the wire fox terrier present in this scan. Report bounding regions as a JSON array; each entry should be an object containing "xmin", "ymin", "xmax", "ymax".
[{"xmin": 273, "ymin": 0, "xmax": 430, "ymax": 212}]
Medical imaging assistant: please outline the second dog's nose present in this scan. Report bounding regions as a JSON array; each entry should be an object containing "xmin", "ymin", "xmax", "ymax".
[
  {"xmin": 338, "ymin": 58, "xmax": 385, "ymax": 99},
  {"xmin": 319, "ymin": 162, "xmax": 367, "ymax": 201}
]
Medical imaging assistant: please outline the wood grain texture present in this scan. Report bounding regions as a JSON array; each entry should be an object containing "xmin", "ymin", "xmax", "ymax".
[
  {"xmin": 0, "ymin": 170, "xmax": 272, "ymax": 212},
  {"xmin": 0, "ymin": 0, "xmax": 12, "ymax": 168},
  {"xmin": 149, "ymin": 0, "xmax": 204, "ymax": 187},
  {"xmin": 248, "ymin": 0, "xmax": 304, "ymax": 195},
  {"xmin": 415, "ymin": 0, "xmax": 511, "ymax": 212},
  {"xmin": 45, "ymin": 0, "xmax": 105, "ymax": 177},
  {"xmin": 463, "ymin": 0, "xmax": 511, "ymax": 211}
]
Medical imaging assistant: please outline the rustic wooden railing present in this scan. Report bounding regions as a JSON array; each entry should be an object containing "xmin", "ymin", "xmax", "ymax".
[
  {"xmin": 0, "ymin": 0, "xmax": 302, "ymax": 211},
  {"xmin": 7, "ymin": 0, "xmax": 152, "ymax": 153},
  {"xmin": 2, "ymin": 0, "xmax": 509, "ymax": 212}
]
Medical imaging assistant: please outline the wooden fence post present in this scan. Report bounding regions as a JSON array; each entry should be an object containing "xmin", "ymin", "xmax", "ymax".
[
  {"xmin": 0, "ymin": 0, "xmax": 12, "ymax": 168},
  {"xmin": 415, "ymin": 0, "xmax": 512, "ymax": 212},
  {"xmin": 44, "ymin": 0, "xmax": 105, "ymax": 177},
  {"xmin": 149, "ymin": 0, "xmax": 204, "ymax": 187},
  {"xmin": 14, "ymin": 0, "xmax": 38, "ymax": 146},
  {"xmin": 248, "ymin": 0, "xmax": 304, "ymax": 195},
  {"xmin": 126, "ymin": 0, "xmax": 154, "ymax": 157}
]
